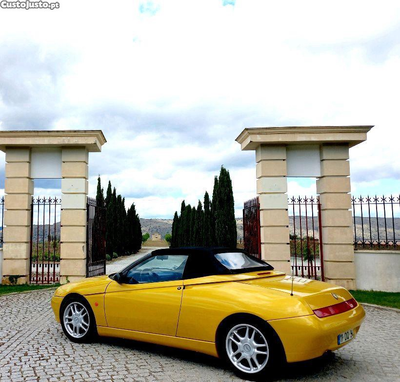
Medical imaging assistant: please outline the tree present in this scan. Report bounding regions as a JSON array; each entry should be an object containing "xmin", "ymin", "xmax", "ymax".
[
  {"xmin": 165, "ymin": 233, "xmax": 172, "ymax": 246},
  {"xmin": 106, "ymin": 191, "xmax": 116, "ymax": 256},
  {"xmin": 203, "ymin": 191, "xmax": 213, "ymax": 246},
  {"xmin": 103, "ymin": 180, "xmax": 142, "ymax": 256},
  {"xmin": 127, "ymin": 202, "xmax": 142, "ymax": 254},
  {"xmin": 105, "ymin": 181, "xmax": 112, "ymax": 207},
  {"xmin": 142, "ymin": 232, "xmax": 150, "ymax": 243},
  {"xmin": 193, "ymin": 200, "xmax": 204, "ymax": 246},
  {"xmin": 96, "ymin": 176, "xmax": 105, "ymax": 208},
  {"xmin": 210, "ymin": 176, "xmax": 219, "ymax": 245},
  {"xmin": 171, "ymin": 212, "xmax": 179, "ymax": 248},
  {"xmin": 171, "ymin": 166, "xmax": 237, "ymax": 248},
  {"xmin": 214, "ymin": 166, "xmax": 237, "ymax": 248}
]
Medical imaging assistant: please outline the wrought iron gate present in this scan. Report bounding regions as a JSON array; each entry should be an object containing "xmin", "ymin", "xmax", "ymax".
[
  {"xmin": 30, "ymin": 197, "xmax": 61, "ymax": 284},
  {"xmin": 86, "ymin": 198, "xmax": 107, "ymax": 277},
  {"xmin": 289, "ymin": 196, "xmax": 324, "ymax": 281},
  {"xmin": 243, "ymin": 197, "xmax": 261, "ymax": 258}
]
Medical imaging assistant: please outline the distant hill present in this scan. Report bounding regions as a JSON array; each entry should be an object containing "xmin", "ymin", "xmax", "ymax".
[
  {"xmin": 140, "ymin": 216, "xmax": 399, "ymax": 242},
  {"xmin": 140, "ymin": 218, "xmax": 244, "ymax": 240},
  {"xmin": 26, "ymin": 216, "xmax": 398, "ymax": 243}
]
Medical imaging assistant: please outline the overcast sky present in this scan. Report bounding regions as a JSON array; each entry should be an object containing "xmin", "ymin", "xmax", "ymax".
[{"xmin": 0, "ymin": 0, "xmax": 399, "ymax": 218}]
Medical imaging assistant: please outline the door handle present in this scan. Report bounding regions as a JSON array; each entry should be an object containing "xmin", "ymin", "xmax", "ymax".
[{"xmin": 177, "ymin": 286, "xmax": 185, "ymax": 290}]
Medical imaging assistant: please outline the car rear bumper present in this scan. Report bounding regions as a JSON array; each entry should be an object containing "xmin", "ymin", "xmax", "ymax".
[
  {"xmin": 268, "ymin": 304, "xmax": 365, "ymax": 363},
  {"xmin": 51, "ymin": 295, "xmax": 63, "ymax": 323}
]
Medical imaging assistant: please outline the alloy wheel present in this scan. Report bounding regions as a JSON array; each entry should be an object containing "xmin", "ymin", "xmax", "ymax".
[
  {"xmin": 226, "ymin": 323, "xmax": 269, "ymax": 374},
  {"xmin": 63, "ymin": 301, "xmax": 91, "ymax": 339}
]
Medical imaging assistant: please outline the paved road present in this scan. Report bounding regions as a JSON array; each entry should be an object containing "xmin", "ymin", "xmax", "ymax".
[
  {"xmin": 106, "ymin": 247, "xmax": 165, "ymax": 275},
  {"xmin": 0, "ymin": 290, "xmax": 399, "ymax": 382}
]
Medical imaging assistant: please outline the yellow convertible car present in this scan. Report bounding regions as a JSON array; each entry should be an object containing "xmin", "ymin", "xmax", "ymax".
[{"xmin": 51, "ymin": 248, "xmax": 365, "ymax": 380}]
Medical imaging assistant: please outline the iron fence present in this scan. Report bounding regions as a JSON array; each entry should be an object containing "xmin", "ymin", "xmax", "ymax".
[
  {"xmin": 86, "ymin": 197, "xmax": 107, "ymax": 277},
  {"xmin": 352, "ymin": 195, "xmax": 400, "ymax": 250},
  {"xmin": 30, "ymin": 197, "xmax": 61, "ymax": 284},
  {"xmin": 288, "ymin": 196, "xmax": 324, "ymax": 280},
  {"xmin": 243, "ymin": 197, "xmax": 261, "ymax": 259}
]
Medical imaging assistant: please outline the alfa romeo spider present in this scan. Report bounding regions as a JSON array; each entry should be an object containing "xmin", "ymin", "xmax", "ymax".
[{"xmin": 51, "ymin": 248, "xmax": 365, "ymax": 379}]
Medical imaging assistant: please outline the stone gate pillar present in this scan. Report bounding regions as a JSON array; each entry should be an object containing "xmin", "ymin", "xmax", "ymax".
[
  {"xmin": 256, "ymin": 145, "xmax": 291, "ymax": 274},
  {"xmin": 236, "ymin": 126, "xmax": 372, "ymax": 288},
  {"xmin": 0, "ymin": 130, "xmax": 106, "ymax": 285},
  {"xmin": 317, "ymin": 144, "xmax": 354, "ymax": 289},
  {"xmin": 3, "ymin": 148, "xmax": 33, "ymax": 284},
  {"xmin": 60, "ymin": 148, "xmax": 89, "ymax": 284}
]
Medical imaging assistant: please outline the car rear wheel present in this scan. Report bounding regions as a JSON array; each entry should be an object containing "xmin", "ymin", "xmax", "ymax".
[
  {"xmin": 60, "ymin": 297, "xmax": 96, "ymax": 343},
  {"xmin": 221, "ymin": 320, "xmax": 281, "ymax": 380}
]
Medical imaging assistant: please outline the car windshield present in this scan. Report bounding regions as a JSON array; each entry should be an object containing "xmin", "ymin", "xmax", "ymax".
[
  {"xmin": 125, "ymin": 255, "xmax": 188, "ymax": 283},
  {"xmin": 214, "ymin": 252, "xmax": 271, "ymax": 271}
]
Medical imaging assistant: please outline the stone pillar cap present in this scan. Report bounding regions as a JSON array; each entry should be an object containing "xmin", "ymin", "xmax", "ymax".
[
  {"xmin": 236, "ymin": 125, "xmax": 373, "ymax": 151},
  {"xmin": 0, "ymin": 130, "xmax": 107, "ymax": 152}
]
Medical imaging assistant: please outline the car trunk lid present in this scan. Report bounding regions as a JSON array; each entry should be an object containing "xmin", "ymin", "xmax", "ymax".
[{"xmin": 241, "ymin": 274, "xmax": 354, "ymax": 310}]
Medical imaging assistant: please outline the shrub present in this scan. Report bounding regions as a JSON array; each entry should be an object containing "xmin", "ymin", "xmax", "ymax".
[
  {"xmin": 112, "ymin": 252, "xmax": 118, "ymax": 259},
  {"xmin": 165, "ymin": 233, "xmax": 172, "ymax": 245},
  {"xmin": 106, "ymin": 254, "xmax": 112, "ymax": 261}
]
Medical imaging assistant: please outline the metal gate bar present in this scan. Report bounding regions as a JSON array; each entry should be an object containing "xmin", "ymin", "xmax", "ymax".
[
  {"xmin": 243, "ymin": 197, "xmax": 261, "ymax": 259},
  {"xmin": 86, "ymin": 198, "xmax": 107, "ymax": 277},
  {"xmin": 29, "ymin": 197, "xmax": 61, "ymax": 284},
  {"xmin": 289, "ymin": 196, "xmax": 324, "ymax": 281}
]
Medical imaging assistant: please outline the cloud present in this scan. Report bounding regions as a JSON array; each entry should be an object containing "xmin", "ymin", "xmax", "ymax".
[
  {"xmin": 223, "ymin": 0, "xmax": 236, "ymax": 6},
  {"xmin": 0, "ymin": 0, "xmax": 399, "ymax": 218},
  {"xmin": 139, "ymin": 1, "xmax": 160, "ymax": 16},
  {"xmin": 0, "ymin": 38, "xmax": 78, "ymax": 129}
]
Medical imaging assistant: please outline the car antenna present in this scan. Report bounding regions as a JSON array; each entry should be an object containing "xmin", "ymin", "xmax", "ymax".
[{"xmin": 290, "ymin": 259, "xmax": 294, "ymax": 296}]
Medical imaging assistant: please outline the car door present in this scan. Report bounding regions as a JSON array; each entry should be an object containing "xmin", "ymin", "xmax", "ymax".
[{"xmin": 105, "ymin": 254, "xmax": 188, "ymax": 336}]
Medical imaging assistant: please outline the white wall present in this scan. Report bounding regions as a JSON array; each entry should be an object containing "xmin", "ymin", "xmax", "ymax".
[{"xmin": 355, "ymin": 250, "xmax": 400, "ymax": 292}]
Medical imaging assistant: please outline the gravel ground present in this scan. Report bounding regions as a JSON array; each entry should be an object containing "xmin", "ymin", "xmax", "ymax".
[{"xmin": 0, "ymin": 289, "xmax": 399, "ymax": 382}]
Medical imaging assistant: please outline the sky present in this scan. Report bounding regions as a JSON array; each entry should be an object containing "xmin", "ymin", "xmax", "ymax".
[{"xmin": 0, "ymin": 0, "xmax": 399, "ymax": 218}]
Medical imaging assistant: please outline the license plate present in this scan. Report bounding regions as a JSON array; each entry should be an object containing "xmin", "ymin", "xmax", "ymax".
[{"xmin": 338, "ymin": 329, "xmax": 354, "ymax": 345}]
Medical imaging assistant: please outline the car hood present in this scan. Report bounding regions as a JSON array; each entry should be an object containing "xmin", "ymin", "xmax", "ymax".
[
  {"xmin": 54, "ymin": 275, "xmax": 112, "ymax": 297},
  {"xmin": 241, "ymin": 273, "xmax": 354, "ymax": 310}
]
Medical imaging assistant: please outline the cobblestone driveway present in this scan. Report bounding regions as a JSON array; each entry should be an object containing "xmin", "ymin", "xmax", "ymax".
[{"xmin": 0, "ymin": 289, "xmax": 399, "ymax": 382}]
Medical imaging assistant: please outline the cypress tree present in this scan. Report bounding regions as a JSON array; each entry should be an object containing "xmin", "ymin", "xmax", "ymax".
[
  {"xmin": 203, "ymin": 192, "xmax": 212, "ymax": 246},
  {"xmin": 134, "ymin": 209, "xmax": 142, "ymax": 252},
  {"xmin": 105, "ymin": 181, "xmax": 112, "ymax": 207},
  {"xmin": 126, "ymin": 202, "xmax": 142, "ymax": 254},
  {"xmin": 96, "ymin": 176, "xmax": 105, "ymax": 207},
  {"xmin": 177, "ymin": 201, "xmax": 186, "ymax": 247},
  {"xmin": 183, "ymin": 205, "xmax": 192, "ymax": 246},
  {"xmin": 106, "ymin": 191, "xmax": 115, "ymax": 256},
  {"xmin": 194, "ymin": 200, "xmax": 204, "ymax": 246},
  {"xmin": 171, "ymin": 212, "xmax": 179, "ymax": 248},
  {"xmin": 211, "ymin": 176, "xmax": 219, "ymax": 245},
  {"xmin": 190, "ymin": 206, "xmax": 196, "ymax": 245},
  {"xmin": 214, "ymin": 166, "xmax": 237, "ymax": 248},
  {"xmin": 111, "ymin": 188, "xmax": 118, "ymax": 255}
]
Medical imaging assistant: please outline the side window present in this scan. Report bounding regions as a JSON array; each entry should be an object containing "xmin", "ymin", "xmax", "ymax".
[{"xmin": 126, "ymin": 255, "xmax": 188, "ymax": 284}]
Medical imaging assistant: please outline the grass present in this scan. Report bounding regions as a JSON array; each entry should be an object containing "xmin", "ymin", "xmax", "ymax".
[
  {"xmin": 142, "ymin": 240, "xmax": 169, "ymax": 248},
  {"xmin": 0, "ymin": 283, "xmax": 60, "ymax": 296},
  {"xmin": 350, "ymin": 290, "xmax": 400, "ymax": 309}
]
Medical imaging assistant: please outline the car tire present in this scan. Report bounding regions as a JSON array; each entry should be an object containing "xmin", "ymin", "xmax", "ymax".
[
  {"xmin": 220, "ymin": 318, "xmax": 283, "ymax": 380},
  {"xmin": 60, "ymin": 295, "xmax": 97, "ymax": 343}
]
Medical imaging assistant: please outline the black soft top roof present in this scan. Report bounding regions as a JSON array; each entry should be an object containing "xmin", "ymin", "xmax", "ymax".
[{"xmin": 118, "ymin": 247, "xmax": 272, "ymax": 281}]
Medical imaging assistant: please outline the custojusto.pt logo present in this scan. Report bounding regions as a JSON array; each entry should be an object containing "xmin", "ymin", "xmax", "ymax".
[{"xmin": 0, "ymin": 0, "xmax": 60, "ymax": 10}]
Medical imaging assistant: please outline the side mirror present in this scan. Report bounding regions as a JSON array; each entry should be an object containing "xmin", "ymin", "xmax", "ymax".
[{"xmin": 113, "ymin": 273, "xmax": 123, "ymax": 283}]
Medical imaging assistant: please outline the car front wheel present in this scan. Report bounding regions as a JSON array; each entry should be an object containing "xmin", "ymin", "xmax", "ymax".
[{"xmin": 60, "ymin": 297, "xmax": 96, "ymax": 343}]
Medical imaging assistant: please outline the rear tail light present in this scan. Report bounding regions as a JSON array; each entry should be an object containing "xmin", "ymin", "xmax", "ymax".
[{"xmin": 313, "ymin": 298, "xmax": 358, "ymax": 318}]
